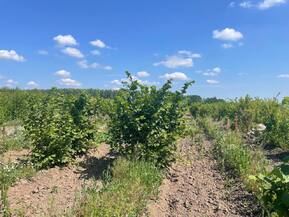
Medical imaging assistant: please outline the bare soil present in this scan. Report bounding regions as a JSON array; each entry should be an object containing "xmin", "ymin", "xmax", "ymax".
[
  {"xmin": 2, "ymin": 149, "xmax": 30, "ymax": 164},
  {"xmin": 7, "ymin": 144, "xmax": 113, "ymax": 217},
  {"xmin": 4, "ymin": 138, "xmax": 263, "ymax": 217},
  {"xmin": 146, "ymin": 138, "xmax": 260, "ymax": 217},
  {"xmin": 0, "ymin": 125, "xmax": 22, "ymax": 138}
]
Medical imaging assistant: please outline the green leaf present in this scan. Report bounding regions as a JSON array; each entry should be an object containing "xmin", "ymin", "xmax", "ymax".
[
  {"xmin": 282, "ymin": 156, "xmax": 289, "ymax": 163},
  {"xmin": 281, "ymin": 192, "xmax": 289, "ymax": 206},
  {"xmin": 248, "ymin": 175, "xmax": 257, "ymax": 181},
  {"xmin": 281, "ymin": 165, "xmax": 289, "ymax": 176}
]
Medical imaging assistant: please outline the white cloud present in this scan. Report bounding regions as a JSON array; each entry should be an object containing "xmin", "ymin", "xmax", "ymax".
[
  {"xmin": 54, "ymin": 69, "xmax": 81, "ymax": 87},
  {"xmin": 154, "ymin": 56, "xmax": 193, "ymax": 68},
  {"xmin": 55, "ymin": 69, "xmax": 71, "ymax": 78},
  {"xmin": 103, "ymin": 65, "xmax": 113, "ymax": 70},
  {"xmin": 90, "ymin": 50, "xmax": 101, "ymax": 56},
  {"xmin": 112, "ymin": 87, "xmax": 120, "ymax": 91},
  {"xmin": 90, "ymin": 39, "xmax": 107, "ymax": 48},
  {"xmin": 258, "ymin": 0, "xmax": 286, "ymax": 9},
  {"xmin": 111, "ymin": 79, "xmax": 122, "ymax": 85},
  {"xmin": 5, "ymin": 79, "xmax": 18, "ymax": 87},
  {"xmin": 277, "ymin": 74, "xmax": 289, "ymax": 78},
  {"xmin": 202, "ymin": 67, "xmax": 222, "ymax": 77},
  {"xmin": 141, "ymin": 80, "xmax": 160, "ymax": 86},
  {"xmin": 111, "ymin": 77, "xmax": 158, "ymax": 87},
  {"xmin": 59, "ymin": 78, "xmax": 81, "ymax": 87},
  {"xmin": 237, "ymin": 0, "xmax": 286, "ymax": 9},
  {"xmin": 177, "ymin": 50, "xmax": 202, "ymax": 58},
  {"xmin": 78, "ymin": 60, "xmax": 112, "ymax": 70},
  {"xmin": 229, "ymin": 2, "xmax": 236, "ymax": 7},
  {"xmin": 160, "ymin": 72, "xmax": 189, "ymax": 81},
  {"xmin": 27, "ymin": 81, "xmax": 39, "ymax": 88},
  {"xmin": 53, "ymin": 34, "xmax": 78, "ymax": 46},
  {"xmin": 154, "ymin": 51, "xmax": 201, "ymax": 69},
  {"xmin": 206, "ymin": 79, "xmax": 219, "ymax": 84},
  {"xmin": 213, "ymin": 28, "xmax": 243, "ymax": 41},
  {"xmin": 240, "ymin": 1, "xmax": 254, "ymax": 8},
  {"xmin": 213, "ymin": 67, "xmax": 222, "ymax": 73},
  {"xmin": 0, "ymin": 50, "xmax": 25, "ymax": 62},
  {"xmin": 137, "ymin": 71, "xmax": 150, "ymax": 78},
  {"xmin": 62, "ymin": 47, "xmax": 84, "ymax": 58},
  {"xmin": 38, "ymin": 50, "xmax": 48, "ymax": 55},
  {"xmin": 111, "ymin": 77, "xmax": 138, "ymax": 85},
  {"xmin": 6, "ymin": 79, "xmax": 17, "ymax": 84},
  {"xmin": 222, "ymin": 43, "xmax": 234, "ymax": 49},
  {"xmin": 78, "ymin": 60, "xmax": 99, "ymax": 69}
]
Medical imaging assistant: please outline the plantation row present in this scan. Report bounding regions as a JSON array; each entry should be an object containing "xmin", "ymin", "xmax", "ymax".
[
  {"xmin": 199, "ymin": 117, "xmax": 289, "ymax": 217},
  {"xmin": 0, "ymin": 88, "xmax": 117, "ymax": 126},
  {"xmin": 192, "ymin": 100, "xmax": 289, "ymax": 217},
  {"xmin": 191, "ymin": 96, "xmax": 289, "ymax": 150},
  {"xmin": 0, "ymin": 72, "xmax": 193, "ymax": 216},
  {"xmin": 0, "ymin": 72, "xmax": 289, "ymax": 216},
  {"xmin": 1, "ymin": 72, "xmax": 192, "ymax": 168}
]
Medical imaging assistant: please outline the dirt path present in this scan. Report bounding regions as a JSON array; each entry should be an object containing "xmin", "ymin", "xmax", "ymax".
[
  {"xmin": 7, "ymin": 144, "xmax": 113, "ymax": 217},
  {"xmin": 146, "ymin": 138, "xmax": 252, "ymax": 217}
]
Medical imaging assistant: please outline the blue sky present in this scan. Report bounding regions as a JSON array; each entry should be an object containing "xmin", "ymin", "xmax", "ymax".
[{"xmin": 0, "ymin": 0, "xmax": 289, "ymax": 98}]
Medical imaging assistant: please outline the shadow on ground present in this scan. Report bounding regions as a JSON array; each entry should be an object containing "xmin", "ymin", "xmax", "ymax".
[
  {"xmin": 264, "ymin": 145, "xmax": 289, "ymax": 165},
  {"xmin": 77, "ymin": 150, "xmax": 116, "ymax": 180}
]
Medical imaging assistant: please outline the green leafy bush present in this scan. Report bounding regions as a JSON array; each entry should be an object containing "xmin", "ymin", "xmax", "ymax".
[
  {"xmin": 282, "ymin": 97, "xmax": 289, "ymax": 107},
  {"xmin": 108, "ymin": 72, "xmax": 193, "ymax": 167},
  {"xmin": 24, "ymin": 91, "xmax": 96, "ymax": 168},
  {"xmin": 263, "ymin": 107, "xmax": 289, "ymax": 149},
  {"xmin": 250, "ymin": 160, "xmax": 289, "ymax": 217},
  {"xmin": 190, "ymin": 101, "xmax": 236, "ymax": 121}
]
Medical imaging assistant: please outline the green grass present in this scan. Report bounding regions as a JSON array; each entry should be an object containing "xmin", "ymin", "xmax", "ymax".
[
  {"xmin": 0, "ymin": 130, "xmax": 30, "ymax": 155},
  {"xmin": 0, "ymin": 162, "xmax": 35, "ymax": 185},
  {"xmin": 200, "ymin": 117, "xmax": 268, "ymax": 186},
  {"xmin": 0, "ymin": 127, "xmax": 35, "ymax": 216},
  {"xmin": 198, "ymin": 117, "xmax": 273, "ymax": 215},
  {"xmin": 0, "ymin": 162, "xmax": 36, "ymax": 216},
  {"xmin": 199, "ymin": 117, "xmax": 269, "ymax": 193},
  {"xmin": 70, "ymin": 158, "xmax": 162, "ymax": 217},
  {"xmin": 196, "ymin": 117, "xmax": 221, "ymax": 139},
  {"xmin": 213, "ymin": 131, "xmax": 268, "ymax": 187}
]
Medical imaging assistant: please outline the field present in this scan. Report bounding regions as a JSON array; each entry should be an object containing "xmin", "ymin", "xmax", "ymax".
[{"xmin": 1, "ymin": 74, "xmax": 289, "ymax": 217}]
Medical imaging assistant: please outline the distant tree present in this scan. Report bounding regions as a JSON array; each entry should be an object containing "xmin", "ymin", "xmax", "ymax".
[
  {"xmin": 204, "ymin": 97, "xmax": 225, "ymax": 103},
  {"xmin": 187, "ymin": 95, "xmax": 202, "ymax": 103}
]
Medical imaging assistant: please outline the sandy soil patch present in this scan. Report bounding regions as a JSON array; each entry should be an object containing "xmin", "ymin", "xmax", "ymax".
[{"xmin": 7, "ymin": 144, "xmax": 113, "ymax": 217}]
